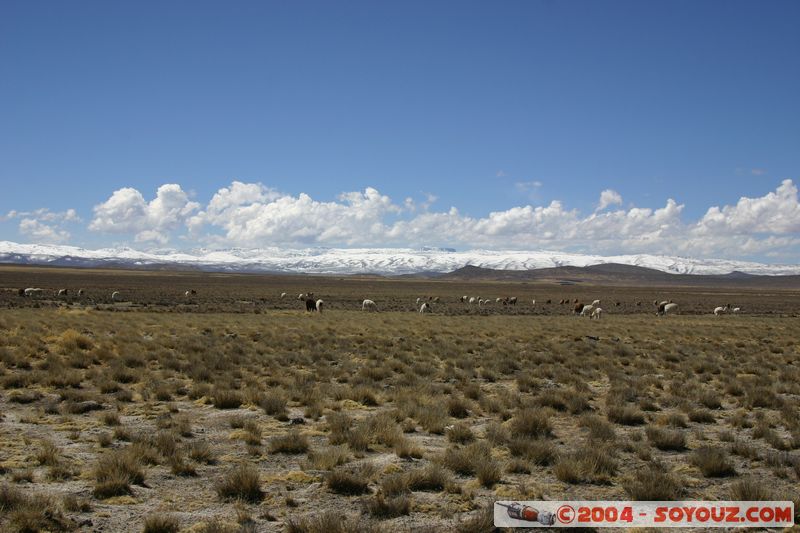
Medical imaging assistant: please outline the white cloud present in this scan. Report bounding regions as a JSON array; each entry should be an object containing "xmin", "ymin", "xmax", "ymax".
[
  {"xmin": 4, "ymin": 208, "xmax": 80, "ymax": 223},
  {"xmin": 693, "ymin": 179, "xmax": 800, "ymax": 236},
  {"xmin": 90, "ymin": 184, "xmax": 200, "ymax": 244},
  {"xmin": 4, "ymin": 208, "xmax": 79, "ymax": 244},
  {"xmin": 190, "ymin": 185, "xmax": 401, "ymax": 246},
  {"xmin": 11, "ymin": 178, "xmax": 800, "ymax": 261},
  {"xmin": 19, "ymin": 218, "xmax": 70, "ymax": 243},
  {"xmin": 597, "ymin": 189, "xmax": 623, "ymax": 211}
]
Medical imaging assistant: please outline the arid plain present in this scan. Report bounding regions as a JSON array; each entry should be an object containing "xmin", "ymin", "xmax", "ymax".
[{"xmin": 1, "ymin": 266, "xmax": 799, "ymax": 532}]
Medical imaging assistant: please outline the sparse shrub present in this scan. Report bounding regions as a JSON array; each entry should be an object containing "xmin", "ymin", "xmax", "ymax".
[
  {"xmin": 646, "ymin": 426, "xmax": 686, "ymax": 451},
  {"xmin": 168, "ymin": 453, "xmax": 197, "ymax": 477},
  {"xmin": 346, "ymin": 430, "xmax": 370, "ymax": 452},
  {"xmin": 285, "ymin": 510, "xmax": 378, "ymax": 533},
  {"xmin": 554, "ymin": 446, "xmax": 617, "ymax": 484},
  {"xmin": 172, "ymin": 415, "xmax": 192, "ymax": 437},
  {"xmin": 143, "ymin": 513, "xmax": 180, "ymax": 533},
  {"xmin": 417, "ymin": 404, "xmax": 448, "ymax": 434},
  {"xmin": 349, "ymin": 385, "xmax": 379, "ymax": 406},
  {"xmin": 11, "ymin": 469, "xmax": 33, "ymax": 483},
  {"xmin": 638, "ymin": 398, "xmax": 660, "ymax": 412},
  {"xmin": 507, "ymin": 438, "xmax": 556, "ymax": 466},
  {"xmin": 690, "ymin": 446, "xmax": 736, "ymax": 477},
  {"xmin": 458, "ymin": 502, "xmax": 495, "ymax": 533},
  {"xmin": 607, "ymin": 405, "xmax": 645, "ymax": 425},
  {"xmin": 729, "ymin": 478, "xmax": 773, "ymax": 500},
  {"xmin": 393, "ymin": 437, "xmax": 423, "ymax": 459},
  {"xmin": 624, "ymin": 464, "xmax": 683, "ymax": 500},
  {"xmin": 698, "ymin": 390, "xmax": 722, "ymax": 409},
  {"xmin": 101, "ymin": 411, "xmax": 121, "ymax": 426},
  {"xmin": 188, "ymin": 441, "xmax": 216, "ymax": 464},
  {"xmin": 93, "ymin": 449, "xmax": 145, "ymax": 499},
  {"xmin": 8, "ymin": 390, "xmax": 42, "ymax": 404},
  {"xmin": 260, "ymin": 391, "xmax": 288, "ymax": 419},
  {"xmin": 729, "ymin": 439, "xmax": 759, "ymax": 460},
  {"xmin": 306, "ymin": 446, "xmax": 350, "ymax": 470},
  {"xmin": 326, "ymin": 465, "xmax": 372, "ymax": 495},
  {"xmin": 215, "ymin": 464, "xmax": 263, "ymax": 502},
  {"xmin": 659, "ymin": 412, "xmax": 688, "ymax": 428},
  {"xmin": 366, "ymin": 493, "xmax": 411, "ymax": 518},
  {"xmin": 113, "ymin": 426, "xmax": 133, "ymax": 442},
  {"xmin": 326, "ymin": 412, "xmax": 352, "ymax": 445},
  {"xmin": 229, "ymin": 414, "xmax": 247, "ymax": 428},
  {"xmin": 36, "ymin": 440, "xmax": 61, "ymax": 466},
  {"xmin": 442, "ymin": 442, "xmax": 490, "ymax": 476},
  {"xmin": 447, "ymin": 423, "xmax": 475, "ymax": 444},
  {"xmin": 63, "ymin": 493, "xmax": 92, "ymax": 512},
  {"xmin": 510, "ymin": 408, "xmax": 552, "ymax": 438},
  {"xmin": 447, "ymin": 396, "xmax": 470, "ymax": 418},
  {"xmin": 380, "ymin": 473, "xmax": 410, "ymax": 496},
  {"xmin": 406, "ymin": 463, "xmax": 451, "ymax": 492},
  {"xmin": 270, "ymin": 431, "xmax": 309, "ymax": 454},
  {"xmin": 476, "ymin": 458, "xmax": 502, "ymax": 487},
  {"xmin": 580, "ymin": 414, "xmax": 616, "ymax": 441},
  {"xmin": 59, "ymin": 329, "xmax": 94, "ymax": 351},
  {"xmin": 535, "ymin": 389, "xmax": 568, "ymax": 411},
  {"xmin": 242, "ymin": 420, "xmax": 262, "ymax": 445},
  {"xmin": 153, "ymin": 385, "xmax": 173, "ymax": 402},
  {"xmin": 48, "ymin": 462, "xmax": 75, "ymax": 481},
  {"xmin": 688, "ymin": 409, "xmax": 715, "ymax": 423},
  {"xmin": 0, "ymin": 485, "xmax": 72, "ymax": 532},
  {"xmin": 485, "ymin": 421, "xmax": 509, "ymax": 444},
  {"xmin": 212, "ymin": 389, "xmax": 242, "ymax": 409}
]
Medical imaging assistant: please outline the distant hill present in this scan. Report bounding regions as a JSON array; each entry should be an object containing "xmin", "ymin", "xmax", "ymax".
[{"xmin": 437, "ymin": 263, "xmax": 800, "ymax": 288}]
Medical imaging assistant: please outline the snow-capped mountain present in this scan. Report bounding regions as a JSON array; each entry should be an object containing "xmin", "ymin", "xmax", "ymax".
[{"xmin": 1, "ymin": 240, "xmax": 799, "ymax": 276}]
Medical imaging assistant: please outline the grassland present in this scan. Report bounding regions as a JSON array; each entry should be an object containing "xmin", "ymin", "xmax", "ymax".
[{"xmin": 0, "ymin": 266, "xmax": 799, "ymax": 532}]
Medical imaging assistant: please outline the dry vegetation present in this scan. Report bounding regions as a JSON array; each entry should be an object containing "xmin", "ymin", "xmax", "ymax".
[{"xmin": 0, "ymin": 266, "xmax": 799, "ymax": 531}]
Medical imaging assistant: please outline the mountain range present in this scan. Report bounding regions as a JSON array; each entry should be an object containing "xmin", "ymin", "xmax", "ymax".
[{"xmin": 2, "ymin": 240, "xmax": 800, "ymax": 278}]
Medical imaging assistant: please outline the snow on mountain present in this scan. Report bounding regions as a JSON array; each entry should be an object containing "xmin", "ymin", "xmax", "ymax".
[{"xmin": 1, "ymin": 240, "xmax": 799, "ymax": 276}]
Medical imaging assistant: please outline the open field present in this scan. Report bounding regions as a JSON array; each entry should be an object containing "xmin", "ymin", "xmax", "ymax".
[{"xmin": 1, "ymin": 266, "xmax": 799, "ymax": 532}]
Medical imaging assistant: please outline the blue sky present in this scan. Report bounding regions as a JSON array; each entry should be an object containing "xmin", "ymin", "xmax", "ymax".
[{"xmin": 1, "ymin": 1, "xmax": 799, "ymax": 260}]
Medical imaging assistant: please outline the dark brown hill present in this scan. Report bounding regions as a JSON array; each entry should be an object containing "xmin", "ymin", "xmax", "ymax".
[{"xmin": 437, "ymin": 263, "xmax": 800, "ymax": 288}]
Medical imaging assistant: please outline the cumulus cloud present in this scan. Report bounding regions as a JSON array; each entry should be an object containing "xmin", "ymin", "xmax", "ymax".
[
  {"xmin": 19, "ymin": 218, "xmax": 70, "ymax": 243},
  {"xmin": 90, "ymin": 184, "xmax": 199, "ymax": 243},
  {"xmin": 693, "ymin": 179, "xmax": 800, "ymax": 236},
  {"xmin": 3, "ymin": 208, "xmax": 79, "ymax": 244},
  {"xmin": 17, "ymin": 177, "xmax": 800, "ymax": 260},
  {"xmin": 189, "ymin": 184, "xmax": 401, "ymax": 245},
  {"xmin": 597, "ymin": 189, "xmax": 623, "ymax": 211}
]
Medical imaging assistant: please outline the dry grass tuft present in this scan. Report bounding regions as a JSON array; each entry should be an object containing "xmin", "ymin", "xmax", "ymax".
[
  {"xmin": 623, "ymin": 464, "xmax": 683, "ymax": 500},
  {"xmin": 646, "ymin": 426, "xmax": 687, "ymax": 451},
  {"xmin": 143, "ymin": 513, "xmax": 180, "ymax": 533},
  {"xmin": 0, "ymin": 484, "xmax": 73, "ymax": 532},
  {"xmin": 285, "ymin": 510, "xmax": 378, "ymax": 533},
  {"xmin": 366, "ymin": 492, "xmax": 411, "ymax": 519},
  {"xmin": 406, "ymin": 463, "xmax": 451, "ymax": 492},
  {"xmin": 92, "ymin": 448, "xmax": 144, "ymax": 499},
  {"xmin": 326, "ymin": 464, "xmax": 374, "ymax": 495},
  {"xmin": 690, "ymin": 446, "xmax": 736, "ymax": 477},
  {"xmin": 510, "ymin": 408, "xmax": 553, "ymax": 438},
  {"xmin": 212, "ymin": 389, "xmax": 243, "ymax": 409},
  {"xmin": 607, "ymin": 405, "xmax": 646, "ymax": 425},
  {"xmin": 729, "ymin": 478, "xmax": 774, "ymax": 500},
  {"xmin": 215, "ymin": 464, "xmax": 263, "ymax": 502},
  {"xmin": 554, "ymin": 446, "xmax": 617, "ymax": 484},
  {"xmin": 269, "ymin": 431, "xmax": 309, "ymax": 454}
]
